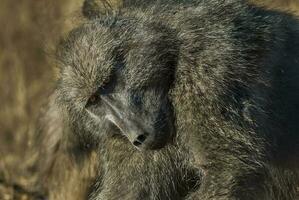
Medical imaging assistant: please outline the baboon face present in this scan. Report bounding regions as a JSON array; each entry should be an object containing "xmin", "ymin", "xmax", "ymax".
[{"xmin": 57, "ymin": 19, "xmax": 178, "ymax": 150}]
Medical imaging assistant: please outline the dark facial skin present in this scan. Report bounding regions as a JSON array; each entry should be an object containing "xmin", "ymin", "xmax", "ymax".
[{"xmin": 84, "ymin": 59, "xmax": 175, "ymax": 150}]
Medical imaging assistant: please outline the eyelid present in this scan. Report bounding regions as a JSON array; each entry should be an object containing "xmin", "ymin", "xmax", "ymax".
[
  {"xmin": 85, "ymin": 82, "xmax": 113, "ymax": 108},
  {"xmin": 98, "ymin": 81, "xmax": 112, "ymax": 95},
  {"xmin": 86, "ymin": 65, "xmax": 119, "ymax": 108},
  {"xmin": 85, "ymin": 92, "xmax": 100, "ymax": 107},
  {"xmin": 98, "ymin": 72, "xmax": 117, "ymax": 95}
]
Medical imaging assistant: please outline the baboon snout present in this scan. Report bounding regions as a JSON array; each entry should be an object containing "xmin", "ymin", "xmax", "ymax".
[
  {"xmin": 107, "ymin": 113, "xmax": 170, "ymax": 150},
  {"xmin": 102, "ymin": 95, "xmax": 173, "ymax": 150},
  {"xmin": 131, "ymin": 134, "xmax": 170, "ymax": 150},
  {"xmin": 127, "ymin": 126, "xmax": 169, "ymax": 150},
  {"xmin": 131, "ymin": 131, "xmax": 157, "ymax": 150}
]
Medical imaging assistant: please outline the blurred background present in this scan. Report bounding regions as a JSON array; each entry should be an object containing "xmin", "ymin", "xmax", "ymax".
[
  {"xmin": 0, "ymin": 1, "xmax": 83, "ymax": 199},
  {"xmin": 0, "ymin": 0, "xmax": 298, "ymax": 199}
]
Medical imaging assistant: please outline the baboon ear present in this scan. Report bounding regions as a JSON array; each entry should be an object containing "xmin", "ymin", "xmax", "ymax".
[{"xmin": 82, "ymin": 0, "xmax": 123, "ymax": 19}]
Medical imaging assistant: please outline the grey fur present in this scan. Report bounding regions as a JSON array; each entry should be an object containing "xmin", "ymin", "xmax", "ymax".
[{"xmin": 35, "ymin": 0, "xmax": 299, "ymax": 199}]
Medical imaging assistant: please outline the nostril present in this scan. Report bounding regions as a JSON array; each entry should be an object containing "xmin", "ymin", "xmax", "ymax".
[
  {"xmin": 132, "ymin": 134, "xmax": 147, "ymax": 147},
  {"xmin": 137, "ymin": 134, "xmax": 146, "ymax": 143},
  {"xmin": 133, "ymin": 140, "xmax": 142, "ymax": 146}
]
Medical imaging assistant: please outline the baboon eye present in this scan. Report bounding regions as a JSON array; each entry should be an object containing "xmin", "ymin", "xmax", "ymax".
[
  {"xmin": 86, "ymin": 79, "xmax": 113, "ymax": 107},
  {"xmin": 86, "ymin": 93, "xmax": 100, "ymax": 107},
  {"xmin": 99, "ymin": 80, "xmax": 112, "ymax": 95}
]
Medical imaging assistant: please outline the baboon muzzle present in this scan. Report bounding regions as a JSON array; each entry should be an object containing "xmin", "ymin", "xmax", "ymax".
[{"xmin": 101, "ymin": 95, "xmax": 172, "ymax": 150}]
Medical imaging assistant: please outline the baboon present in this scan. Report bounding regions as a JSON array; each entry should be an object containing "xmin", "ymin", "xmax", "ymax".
[{"xmin": 34, "ymin": 0, "xmax": 299, "ymax": 199}]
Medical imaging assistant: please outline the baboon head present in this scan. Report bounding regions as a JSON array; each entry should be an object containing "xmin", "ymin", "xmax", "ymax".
[{"xmin": 56, "ymin": 16, "xmax": 179, "ymax": 151}]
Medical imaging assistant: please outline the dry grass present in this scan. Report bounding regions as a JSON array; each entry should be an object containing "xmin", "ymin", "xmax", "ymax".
[
  {"xmin": 0, "ymin": 0, "xmax": 83, "ymax": 199},
  {"xmin": 0, "ymin": 0, "xmax": 298, "ymax": 199}
]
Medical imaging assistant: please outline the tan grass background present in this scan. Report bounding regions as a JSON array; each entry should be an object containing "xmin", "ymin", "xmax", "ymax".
[
  {"xmin": 0, "ymin": 1, "xmax": 83, "ymax": 199},
  {"xmin": 0, "ymin": 0, "xmax": 298, "ymax": 199}
]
